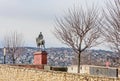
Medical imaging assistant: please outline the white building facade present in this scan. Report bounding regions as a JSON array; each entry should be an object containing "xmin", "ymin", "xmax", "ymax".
[{"xmin": 67, "ymin": 65, "xmax": 118, "ymax": 78}]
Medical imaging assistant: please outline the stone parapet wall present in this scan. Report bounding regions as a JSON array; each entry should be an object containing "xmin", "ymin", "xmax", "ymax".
[{"xmin": 0, "ymin": 64, "xmax": 119, "ymax": 81}]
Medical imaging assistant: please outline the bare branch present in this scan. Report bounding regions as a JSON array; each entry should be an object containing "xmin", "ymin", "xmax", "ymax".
[{"xmin": 103, "ymin": 0, "xmax": 120, "ymax": 54}]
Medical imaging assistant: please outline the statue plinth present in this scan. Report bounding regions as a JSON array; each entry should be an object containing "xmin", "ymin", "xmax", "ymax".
[
  {"xmin": 34, "ymin": 32, "xmax": 47, "ymax": 69},
  {"xmin": 33, "ymin": 51, "xmax": 47, "ymax": 65}
]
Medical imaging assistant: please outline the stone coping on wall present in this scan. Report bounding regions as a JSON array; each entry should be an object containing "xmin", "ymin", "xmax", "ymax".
[
  {"xmin": 68, "ymin": 65, "xmax": 117, "ymax": 69},
  {"xmin": 9, "ymin": 64, "xmax": 46, "ymax": 69},
  {"xmin": 34, "ymin": 51, "xmax": 48, "ymax": 55}
]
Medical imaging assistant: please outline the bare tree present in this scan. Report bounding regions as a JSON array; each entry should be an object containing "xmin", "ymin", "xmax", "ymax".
[
  {"xmin": 3, "ymin": 31, "xmax": 24, "ymax": 64},
  {"xmin": 103, "ymin": 0, "xmax": 120, "ymax": 56},
  {"xmin": 54, "ymin": 6, "xmax": 102, "ymax": 73}
]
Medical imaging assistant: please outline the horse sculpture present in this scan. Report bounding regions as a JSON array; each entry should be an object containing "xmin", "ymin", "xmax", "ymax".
[{"xmin": 36, "ymin": 32, "xmax": 45, "ymax": 51}]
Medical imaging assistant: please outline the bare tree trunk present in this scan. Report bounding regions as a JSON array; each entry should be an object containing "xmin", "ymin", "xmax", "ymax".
[
  {"xmin": 13, "ymin": 55, "xmax": 15, "ymax": 64},
  {"xmin": 78, "ymin": 53, "xmax": 81, "ymax": 73}
]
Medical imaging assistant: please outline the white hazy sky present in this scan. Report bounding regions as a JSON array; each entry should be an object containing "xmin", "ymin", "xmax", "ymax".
[{"xmin": 0, "ymin": 0, "xmax": 106, "ymax": 48}]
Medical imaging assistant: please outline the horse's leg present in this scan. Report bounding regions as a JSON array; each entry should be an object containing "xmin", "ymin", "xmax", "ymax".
[
  {"xmin": 42, "ymin": 40, "xmax": 45, "ymax": 51},
  {"xmin": 42, "ymin": 45, "xmax": 44, "ymax": 51},
  {"xmin": 43, "ymin": 44, "xmax": 45, "ymax": 51},
  {"xmin": 37, "ymin": 44, "xmax": 39, "ymax": 51},
  {"xmin": 40, "ymin": 45, "xmax": 42, "ymax": 51}
]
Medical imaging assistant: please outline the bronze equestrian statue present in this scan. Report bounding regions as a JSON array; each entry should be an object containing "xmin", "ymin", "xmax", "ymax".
[{"xmin": 36, "ymin": 32, "xmax": 45, "ymax": 51}]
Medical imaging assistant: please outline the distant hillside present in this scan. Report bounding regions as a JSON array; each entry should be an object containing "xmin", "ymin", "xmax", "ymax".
[{"xmin": 0, "ymin": 47, "xmax": 119, "ymax": 67}]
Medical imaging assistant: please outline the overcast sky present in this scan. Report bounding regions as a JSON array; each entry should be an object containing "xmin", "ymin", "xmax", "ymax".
[{"xmin": 0, "ymin": 0, "xmax": 106, "ymax": 48}]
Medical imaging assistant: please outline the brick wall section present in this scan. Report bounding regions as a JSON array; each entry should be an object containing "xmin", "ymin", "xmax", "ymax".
[{"xmin": 0, "ymin": 65, "xmax": 119, "ymax": 81}]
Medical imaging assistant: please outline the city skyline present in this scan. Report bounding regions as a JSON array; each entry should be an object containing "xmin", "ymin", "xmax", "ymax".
[{"xmin": 0, "ymin": 0, "xmax": 105, "ymax": 49}]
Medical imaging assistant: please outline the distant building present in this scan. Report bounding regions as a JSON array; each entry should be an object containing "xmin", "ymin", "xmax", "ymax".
[{"xmin": 67, "ymin": 65, "xmax": 118, "ymax": 78}]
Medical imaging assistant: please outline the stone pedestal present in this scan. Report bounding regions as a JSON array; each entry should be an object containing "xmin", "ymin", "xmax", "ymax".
[{"xmin": 33, "ymin": 51, "xmax": 47, "ymax": 65}]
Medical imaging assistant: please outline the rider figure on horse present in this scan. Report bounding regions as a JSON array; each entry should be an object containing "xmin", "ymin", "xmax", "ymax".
[{"xmin": 36, "ymin": 32, "xmax": 45, "ymax": 51}]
